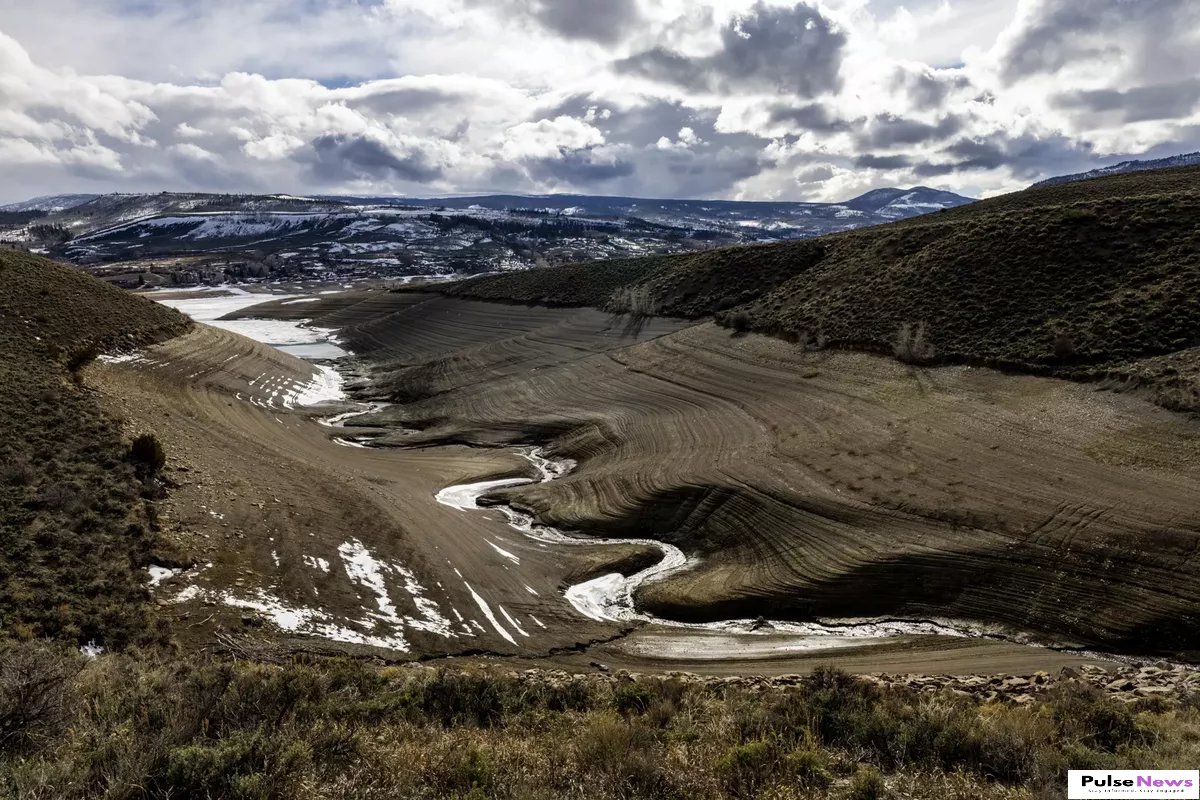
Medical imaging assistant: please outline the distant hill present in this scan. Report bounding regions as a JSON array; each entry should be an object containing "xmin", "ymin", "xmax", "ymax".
[
  {"xmin": 0, "ymin": 193, "xmax": 99, "ymax": 213},
  {"xmin": 444, "ymin": 163, "xmax": 1200, "ymax": 405},
  {"xmin": 329, "ymin": 187, "xmax": 976, "ymax": 222},
  {"xmin": 0, "ymin": 187, "xmax": 975, "ymax": 283},
  {"xmin": 1034, "ymin": 152, "xmax": 1200, "ymax": 187}
]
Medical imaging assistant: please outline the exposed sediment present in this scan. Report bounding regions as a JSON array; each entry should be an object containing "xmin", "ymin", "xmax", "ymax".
[{"xmin": 321, "ymin": 297, "xmax": 1200, "ymax": 659}]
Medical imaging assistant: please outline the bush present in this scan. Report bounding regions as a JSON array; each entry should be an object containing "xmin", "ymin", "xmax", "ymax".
[
  {"xmin": 608, "ymin": 285, "xmax": 660, "ymax": 318},
  {"xmin": 730, "ymin": 310, "xmax": 751, "ymax": 333},
  {"xmin": 129, "ymin": 433, "xmax": 167, "ymax": 475},
  {"xmin": 614, "ymin": 681, "xmax": 655, "ymax": 717},
  {"xmin": 65, "ymin": 345, "xmax": 98, "ymax": 374},
  {"xmin": 788, "ymin": 748, "xmax": 832, "ymax": 789},
  {"xmin": 893, "ymin": 322, "xmax": 937, "ymax": 365},
  {"xmin": 848, "ymin": 766, "xmax": 888, "ymax": 800},
  {"xmin": 1053, "ymin": 332, "xmax": 1078, "ymax": 360},
  {"xmin": 0, "ymin": 643, "xmax": 79, "ymax": 754},
  {"xmin": 710, "ymin": 743, "xmax": 796, "ymax": 796}
]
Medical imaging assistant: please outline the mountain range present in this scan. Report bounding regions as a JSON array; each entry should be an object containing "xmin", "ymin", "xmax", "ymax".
[{"xmin": 0, "ymin": 187, "xmax": 974, "ymax": 286}]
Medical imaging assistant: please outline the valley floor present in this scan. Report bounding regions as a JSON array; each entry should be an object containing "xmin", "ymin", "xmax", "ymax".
[{"xmin": 83, "ymin": 289, "xmax": 1200, "ymax": 672}]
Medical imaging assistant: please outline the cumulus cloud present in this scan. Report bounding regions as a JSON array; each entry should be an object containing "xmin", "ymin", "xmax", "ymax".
[
  {"xmin": 615, "ymin": 2, "xmax": 847, "ymax": 98},
  {"xmin": 0, "ymin": 0, "xmax": 1198, "ymax": 203}
]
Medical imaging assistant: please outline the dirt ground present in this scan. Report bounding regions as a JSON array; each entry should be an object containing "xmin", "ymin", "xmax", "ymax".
[{"xmin": 86, "ymin": 294, "xmax": 1200, "ymax": 672}]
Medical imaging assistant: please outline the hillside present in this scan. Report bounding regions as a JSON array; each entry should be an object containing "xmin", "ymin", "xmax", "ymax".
[
  {"xmin": 0, "ymin": 249, "xmax": 190, "ymax": 647},
  {"xmin": 1034, "ymin": 151, "xmax": 1200, "ymax": 187},
  {"xmin": 444, "ymin": 164, "xmax": 1200, "ymax": 397}
]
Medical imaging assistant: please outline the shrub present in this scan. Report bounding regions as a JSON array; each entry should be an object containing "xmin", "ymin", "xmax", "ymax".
[
  {"xmin": 716, "ymin": 737, "xmax": 823, "ymax": 798},
  {"xmin": 614, "ymin": 681, "xmax": 655, "ymax": 717},
  {"xmin": 848, "ymin": 766, "xmax": 888, "ymax": 800},
  {"xmin": 607, "ymin": 285, "xmax": 660, "ymax": 318},
  {"xmin": 411, "ymin": 670, "xmax": 505, "ymax": 728},
  {"xmin": 0, "ymin": 642, "xmax": 79, "ymax": 754},
  {"xmin": 788, "ymin": 748, "xmax": 832, "ymax": 789},
  {"xmin": 129, "ymin": 433, "xmax": 167, "ymax": 475},
  {"xmin": 1053, "ymin": 333, "xmax": 1078, "ymax": 361},
  {"xmin": 1063, "ymin": 207, "xmax": 1098, "ymax": 222},
  {"xmin": 730, "ymin": 310, "xmax": 751, "ymax": 333},
  {"xmin": 65, "ymin": 345, "xmax": 98, "ymax": 374},
  {"xmin": 893, "ymin": 322, "xmax": 937, "ymax": 365},
  {"xmin": 0, "ymin": 460, "xmax": 34, "ymax": 486}
]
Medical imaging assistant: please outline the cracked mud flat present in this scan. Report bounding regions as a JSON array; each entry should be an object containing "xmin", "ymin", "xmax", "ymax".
[{"xmin": 86, "ymin": 289, "xmax": 1200, "ymax": 672}]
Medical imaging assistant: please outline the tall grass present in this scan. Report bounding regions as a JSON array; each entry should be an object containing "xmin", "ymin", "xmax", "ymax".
[{"xmin": 3, "ymin": 648, "xmax": 1197, "ymax": 800}]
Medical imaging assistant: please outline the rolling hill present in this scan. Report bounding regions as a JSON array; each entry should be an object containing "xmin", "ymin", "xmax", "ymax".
[
  {"xmin": 1034, "ymin": 151, "xmax": 1200, "ymax": 187},
  {"xmin": 443, "ymin": 163, "xmax": 1200, "ymax": 407},
  {"xmin": 0, "ymin": 249, "xmax": 190, "ymax": 647}
]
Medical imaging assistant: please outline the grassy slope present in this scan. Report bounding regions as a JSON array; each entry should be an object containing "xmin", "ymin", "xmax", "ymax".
[
  {"xmin": 0, "ymin": 249, "xmax": 190, "ymax": 647},
  {"xmin": 5, "ymin": 644, "xmax": 1199, "ymax": 800},
  {"xmin": 441, "ymin": 165, "xmax": 1200, "ymax": 382}
]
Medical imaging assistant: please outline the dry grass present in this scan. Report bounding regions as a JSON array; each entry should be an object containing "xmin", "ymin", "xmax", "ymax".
[
  {"xmin": 0, "ymin": 249, "xmax": 190, "ymax": 649},
  {"xmin": 4, "ymin": 648, "xmax": 1200, "ymax": 800}
]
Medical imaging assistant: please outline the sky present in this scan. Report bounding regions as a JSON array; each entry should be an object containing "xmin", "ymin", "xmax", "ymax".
[{"xmin": 0, "ymin": 0, "xmax": 1197, "ymax": 204}]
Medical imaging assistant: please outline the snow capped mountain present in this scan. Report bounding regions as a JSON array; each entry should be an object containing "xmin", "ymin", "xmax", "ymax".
[
  {"xmin": 1034, "ymin": 152, "xmax": 1200, "ymax": 187},
  {"xmin": 0, "ymin": 194, "xmax": 99, "ymax": 213},
  {"xmin": 844, "ymin": 187, "xmax": 974, "ymax": 217}
]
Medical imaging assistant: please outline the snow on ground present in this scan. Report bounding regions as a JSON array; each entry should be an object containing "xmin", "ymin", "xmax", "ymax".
[
  {"xmin": 464, "ymin": 582, "xmax": 516, "ymax": 645},
  {"xmin": 147, "ymin": 565, "xmax": 182, "ymax": 586},
  {"xmin": 304, "ymin": 555, "xmax": 331, "ymax": 573},
  {"xmin": 151, "ymin": 289, "xmax": 349, "ymax": 361},
  {"xmin": 337, "ymin": 539, "xmax": 454, "ymax": 638}
]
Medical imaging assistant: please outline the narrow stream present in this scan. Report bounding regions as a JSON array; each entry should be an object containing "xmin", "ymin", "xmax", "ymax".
[{"xmin": 436, "ymin": 446, "xmax": 1013, "ymax": 643}]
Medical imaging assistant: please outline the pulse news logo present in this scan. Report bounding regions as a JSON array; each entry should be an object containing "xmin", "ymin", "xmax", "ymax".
[{"xmin": 1069, "ymin": 771, "xmax": 1200, "ymax": 799}]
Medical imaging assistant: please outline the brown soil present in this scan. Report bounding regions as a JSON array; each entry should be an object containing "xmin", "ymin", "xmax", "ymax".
[{"xmin": 86, "ymin": 293, "xmax": 1199, "ymax": 674}]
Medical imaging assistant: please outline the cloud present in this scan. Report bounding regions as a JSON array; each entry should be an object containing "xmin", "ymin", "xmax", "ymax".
[
  {"xmin": 1053, "ymin": 80, "xmax": 1200, "ymax": 125},
  {"xmin": 524, "ymin": 147, "xmax": 635, "ymax": 184},
  {"xmin": 914, "ymin": 133, "xmax": 1095, "ymax": 179},
  {"xmin": 891, "ymin": 67, "xmax": 973, "ymax": 111},
  {"xmin": 526, "ymin": 0, "xmax": 640, "ymax": 44},
  {"xmin": 615, "ymin": 2, "xmax": 846, "ymax": 97},
  {"xmin": 856, "ymin": 114, "xmax": 965, "ymax": 149},
  {"xmin": 0, "ymin": 0, "xmax": 1199, "ymax": 204},
  {"xmin": 997, "ymin": 0, "xmax": 1198, "ymax": 86},
  {"xmin": 768, "ymin": 102, "xmax": 852, "ymax": 133},
  {"xmin": 308, "ymin": 132, "xmax": 444, "ymax": 183},
  {"xmin": 855, "ymin": 154, "xmax": 912, "ymax": 169}
]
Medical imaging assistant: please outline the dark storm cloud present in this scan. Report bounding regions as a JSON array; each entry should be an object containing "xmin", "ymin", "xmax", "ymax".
[
  {"xmin": 768, "ymin": 102, "xmax": 852, "ymax": 133},
  {"xmin": 615, "ymin": 2, "xmax": 846, "ymax": 97},
  {"xmin": 856, "ymin": 114, "xmax": 964, "ymax": 149},
  {"xmin": 913, "ymin": 134, "xmax": 1095, "ymax": 179},
  {"xmin": 521, "ymin": 96, "xmax": 773, "ymax": 197},
  {"xmin": 525, "ymin": 147, "xmax": 635, "ymax": 183},
  {"xmin": 854, "ymin": 154, "xmax": 912, "ymax": 169},
  {"xmin": 529, "ymin": 0, "xmax": 640, "ymax": 44},
  {"xmin": 1053, "ymin": 79, "xmax": 1200, "ymax": 124},
  {"xmin": 615, "ymin": 48, "xmax": 711, "ymax": 92},
  {"xmin": 468, "ymin": 0, "xmax": 641, "ymax": 44},
  {"xmin": 536, "ymin": 95, "xmax": 702, "ymax": 147},
  {"xmin": 308, "ymin": 133, "xmax": 443, "ymax": 182},
  {"xmin": 891, "ymin": 68, "xmax": 972, "ymax": 111},
  {"xmin": 1000, "ymin": 0, "xmax": 1190, "ymax": 85},
  {"xmin": 533, "ymin": 95, "xmax": 772, "ymax": 154}
]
